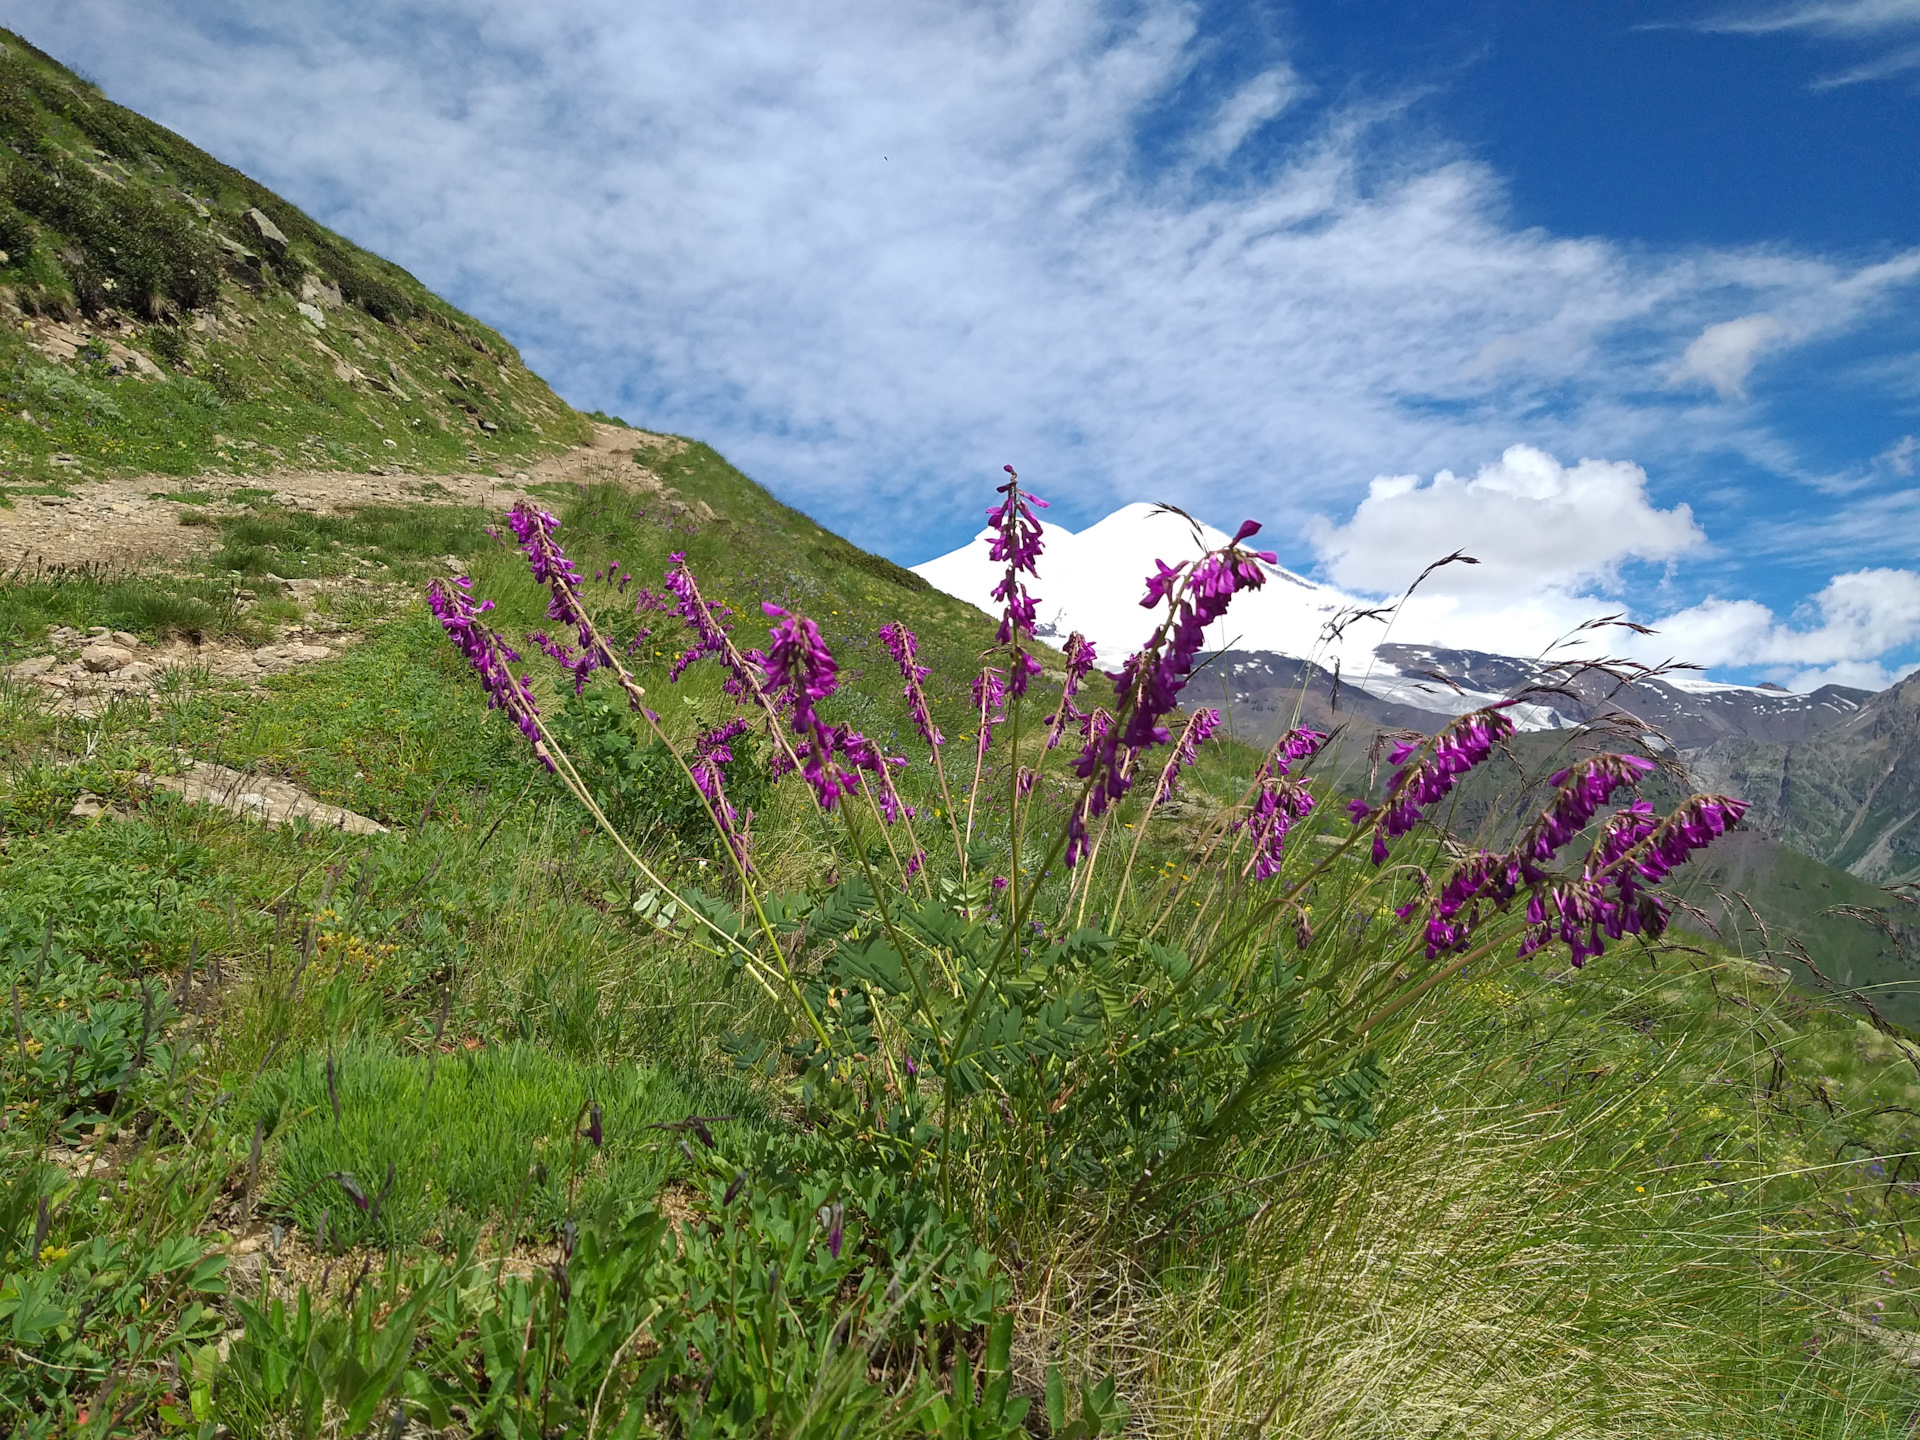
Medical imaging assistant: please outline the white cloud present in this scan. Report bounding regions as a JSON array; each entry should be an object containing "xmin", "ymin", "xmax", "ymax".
[
  {"xmin": 1307, "ymin": 445, "xmax": 1703, "ymax": 597},
  {"xmin": 1190, "ymin": 65, "xmax": 1303, "ymax": 166},
  {"xmin": 1701, "ymin": 0, "xmax": 1920, "ymax": 85},
  {"xmin": 1650, "ymin": 569, "xmax": 1920, "ymax": 683},
  {"xmin": 1707, "ymin": 0, "xmax": 1920, "ymax": 35},
  {"xmin": 1295, "ymin": 447, "xmax": 1920, "ymax": 688},
  {"xmin": 1671, "ymin": 314, "xmax": 1794, "ymax": 400},
  {"xmin": 16, "ymin": 0, "xmax": 1919, "ymax": 574}
]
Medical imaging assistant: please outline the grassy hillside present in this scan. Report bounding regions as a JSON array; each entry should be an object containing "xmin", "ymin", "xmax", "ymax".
[
  {"xmin": 5, "ymin": 27, "xmax": 1920, "ymax": 1438},
  {"xmin": 0, "ymin": 27, "xmax": 591, "ymax": 500},
  {"xmin": 5, "ymin": 445, "xmax": 1920, "ymax": 1433}
]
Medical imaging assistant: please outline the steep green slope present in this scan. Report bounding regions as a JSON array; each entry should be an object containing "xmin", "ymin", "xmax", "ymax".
[{"xmin": 0, "ymin": 27, "xmax": 591, "ymax": 497}]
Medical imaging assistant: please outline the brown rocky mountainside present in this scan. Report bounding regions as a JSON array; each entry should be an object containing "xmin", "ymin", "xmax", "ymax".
[{"xmin": 1687, "ymin": 668, "xmax": 1920, "ymax": 887}]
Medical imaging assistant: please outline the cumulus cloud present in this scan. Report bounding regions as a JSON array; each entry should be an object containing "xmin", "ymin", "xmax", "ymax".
[
  {"xmin": 1671, "ymin": 314, "xmax": 1795, "ymax": 400},
  {"xmin": 1307, "ymin": 445, "xmax": 1703, "ymax": 597},
  {"xmin": 16, "ymin": 0, "xmax": 1920, "ymax": 574},
  {"xmin": 1296, "ymin": 446, "xmax": 1920, "ymax": 688},
  {"xmin": 1651, "ymin": 569, "xmax": 1920, "ymax": 686}
]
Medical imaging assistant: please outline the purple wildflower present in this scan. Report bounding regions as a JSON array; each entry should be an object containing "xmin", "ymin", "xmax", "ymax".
[
  {"xmin": 987, "ymin": 466, "xmax": 1048, "ymax": 696},
  {"xmin": 1355, "ymin": 704, "xmax": 1518, "ymax": 866},
  {"xmin": 507, "ymin": 503, "xmax": 627, "ymax": 689},
  {"xmin": 690, "ymin": 717, "xmax": 753, "ymax": 830},
  {"xmin": 825, "ymin": 1200, "xmax": 846, "ymax": 1260},
  {"xmin": 660, "ymin": 554, "xmax": 768, "ymax": 704},
  {"xmin": 1044, "ymin": 632, "xmax": 1098, "ymax": 750},
  {"xmin": 1243, "ymin": 780, "xmax": 1317, "ymax": 881},
  {"xmin": 1236, "ymin": 727, "xmax": 1326, "ymax": 880},
  {"xmin": 760, "ymin": 604, "xmax": 853, "ymax": 809},
  {"xmin": 1397, "ymin": 779, "xmax": 1746, "ymax": 966},
  {"xmin": 1065, "ymin": 523, "xmax": 1275, "ymax": 867},
  {"xmin": 879, "ymin": 622, "xmax": 943, "ymax": 749},
  {"xmin": 427, "ymin": 578, "xmax": 553, "ymax": 770},
  {"xmin": 1156, "ymin": 708, "xmax": 1223, "ymax": 803},
  {"xmin": 1521, "ymin": 753, "xmax": 1659, "ymax": 862},
  {"xmin": 972, "ymin": 667, "xmax": 1007, "ymax": 761}
]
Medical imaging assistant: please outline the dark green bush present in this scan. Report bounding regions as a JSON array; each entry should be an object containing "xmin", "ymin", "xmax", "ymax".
[
  {"xmin": 0, "ymin": 202, "xmax": 34, "ymax": 259},
  {"xmin": 555, "ymin": 687, "xmax": 771, "ymax": 856},
  {"xmin": 4, "ymin": 152, "xmax": 218, "ymax": 316}
]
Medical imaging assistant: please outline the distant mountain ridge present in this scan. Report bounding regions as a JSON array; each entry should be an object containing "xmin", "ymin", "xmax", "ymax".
[
  {"xmin": 914, "ymin": 502, "xmax": 1918, "ymax": 903},
  {"xmin": 1688, "ymin": 669, "xmax": 1920, "ymax": 887}
]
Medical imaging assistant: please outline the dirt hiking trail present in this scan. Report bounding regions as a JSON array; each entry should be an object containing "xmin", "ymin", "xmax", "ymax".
[{"xmin": 0, "ymin": 423, "xmax": 687, "ymax": 573}]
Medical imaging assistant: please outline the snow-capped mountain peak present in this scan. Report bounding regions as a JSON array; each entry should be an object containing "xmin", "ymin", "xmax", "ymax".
[{"xmin": 911, "ymin": 503, "xmax": 1875, "ymax": 745}]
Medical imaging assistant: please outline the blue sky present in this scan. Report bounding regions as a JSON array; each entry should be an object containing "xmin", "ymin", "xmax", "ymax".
[{"xmin": 12, "ymin": 0, "xmax": 1920, "ymax": 688}]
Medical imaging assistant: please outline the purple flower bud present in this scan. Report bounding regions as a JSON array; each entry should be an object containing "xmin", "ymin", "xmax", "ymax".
[
  {"xmin": 879, "ymin": 622, "xmax": 944, "ymax": 750},
  {"xmin": 823, "ymin": 1200, "xmax": 846, "ymax": 1260},
  {"xmin": 428, "ymin": 578, "xmax": 554, "ymax": 770}
]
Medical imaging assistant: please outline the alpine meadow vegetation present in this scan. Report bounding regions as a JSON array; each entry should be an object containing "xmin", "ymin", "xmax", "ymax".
[
  {"xmin": 8, "ymin": 20, "xmax": 1920, "ymax": 1435},
  {"xmin": 5, "ymin": 445, "xmax": 1920, "ymax": 1438}
]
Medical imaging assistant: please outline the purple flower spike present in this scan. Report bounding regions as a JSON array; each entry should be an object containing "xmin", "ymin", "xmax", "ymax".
[
  {"xmin": 1044, "ymin": 633, "xmax": 1099, "ymax": 750},
  {"xmin": 1356, "ymin": 704, "xmax": 1518, "ymax": 866},
  {"xmin": 690, "ymin": 717, "xmax": 754, "ymax": 853},
  {"xmin": 879, "ymin": 622, "xmax": 944, "ymax": 750},
  {"xmin": 428, "ymin": 578, "xmax": 553, "ymax": 770},
  {"xmin": 1065, "ymin": 526, "xmax": 1274, "ymax": 866},
  {"xmin": 986, "ymin": 468, "xmax": 1048, "ymax": 696},
  {"xmin": 1523, "ymin": 753, "xmax": 1659, "ymax": 863},
  {"xmin": 660, "ymin": 557, "xmax": 774, "ymax": 712},
  {"xmin": 1157, "ymin": 708, "xmax": 1222, "ymax": 802},
  {"xmin": 1234, "ymin": 728, "xmax": 1325, "ymax": 879},
  {"xmin": 507, "ymin": 503, "xmax": 628, "ymax": 691},
  {"xmin": 972, "ymin": 667, "xmax": 1007, "ymax": 760},
  {"xmin": 760, "ymin": 604, "xmax": 854, "ymax": 809}
]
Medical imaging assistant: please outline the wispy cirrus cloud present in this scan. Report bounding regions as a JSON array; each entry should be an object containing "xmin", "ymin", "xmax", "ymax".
[
  {"xmin": 1699, "ymin": 0, "xmax": 1920, "ymax": 85},
  {"xmin": 7, "ymin": 0, "xmax": 1918, "ymax": 684}
]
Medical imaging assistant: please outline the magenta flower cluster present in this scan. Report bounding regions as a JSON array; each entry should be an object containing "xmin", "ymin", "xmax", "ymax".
[
  {"xmin": 972, "ymin": 667, "xmax": 1007, "ymax": 761},
  {"xmin": 878, "ymin": 622, "xmax": 943, "ymax": 750},
  {"xmin": 507, "ymin": 502, "xmax": 631, "ymax": 693},
  {"xmin": 1157, "ymin": 708, "xmax": 1224, "ymax": 803},
  {"xmin": 1238, "ymin": 727, "xmax": 1327, "ymax": 880},
  {"xmin": 663, "ymin": 553, "xmax": 747, "ymax": 693},
  {"xmin": 1045, "ymin": 632, "xmax": 1098, "ymax": 750},
  {"xmin": 1402, "ymin": 757, "xmax": 1748, "ymax": 965},
  {"xmin": 1348, "ymin": 704, "xmax": 1518, "ymax": 865},
  {"xmin": 427, "ymin": 577, "xmax": 552, "ymax": 771},
  {"xmin": 690, "ymin": 717, "xmax": 753, "ymax": 828},
  {"xmin": 987, "ymin": 467, "xmax": 1047, "ymax": 697},
  {"xmin": 754, "ymin": 604, "xmax": 901, "ymax": 811},
  {"xmin": 1520, "ymin": 753, "xmax": 1658, "ymax": 862},
  {"xmin": 1066, "ymin": 521, "xmax": 1275, "ymax": 866}
]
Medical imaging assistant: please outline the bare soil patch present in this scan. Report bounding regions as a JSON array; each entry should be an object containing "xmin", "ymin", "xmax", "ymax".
[{"xmin": 0, "ymin": 423, "xmax": 683, "ymax": 572}]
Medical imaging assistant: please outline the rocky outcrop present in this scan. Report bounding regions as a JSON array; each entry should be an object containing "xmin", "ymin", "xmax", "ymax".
[{"xmin": 1687, "ymin": 669, "xmax": 1920, "ymax": 886}]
